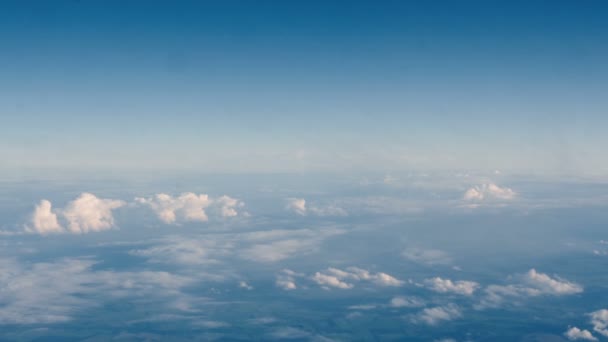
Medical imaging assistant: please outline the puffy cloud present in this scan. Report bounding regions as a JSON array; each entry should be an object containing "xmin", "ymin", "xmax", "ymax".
[
  {"xmin": 590, "ymin": 309, "xmax": 608, "ymax": 337},
  {"xmin": 463, "ymin": 183, "xmax": 516, "ymax": 201},
  {"xmin": 25, "ymin": 193, "xmax": 125, "ymax": 235},
  {"xmin": 62, "ymin": 193, "xmax": 126, "ymax": 234},
  {"xmin": 523, "ymin": 269, "xmax": 583, "ymax": 295},
  {"xmin": 476, "ymin": 269, "xmax": 583, "ymax": 309},
  {"xmin": 215, "ymin": 195, "xmax": 244, "ymax": 217},
  {"xmin": 26, "ymin": 199, "xmax": 62, "ymax": 234},
  {"xmin": 312, "ymin": 272, "xmax": 353, "ymax": 289},
  {"xmin": 285, "ymin": 198, "xmax": 347, "ymax": 217},
  {"xmin": 276, "ymin": 269, "xmax": 300, "ymax": 290},
  {"xmin": 402, "ymin": 248, "xmax": 452, "ymax": 266},
  {"xmin": 136, "ymin": 193, "xmax": 245, "ymax": 224},
  {"xmin": 286, "ymin": 198, "xmax": 307, "ymax": 215},
  {"xmin": 424, "ymin": 277, "xmax": 479, "ymax": 296},
  {"xmin": 564, "ymin": 327, "xmax": 597, "ymax": 341},
  {"xmin": 411, "ymin": 304, "xmax": 462, "ymax": 325},
  {"xmin": 311, "ymin": 267, "xmax": 403, "ymax": 289},
  {"xmin": 239, "ymin": 281, "xmax": 253, "ymax": 290},
  {"xmin": 136, "ymin": 193, "xmax": 211, "ymax": 224},
  {"xmin": 389, "ymin": 296, "xmax": 425, "ymax": 308}
]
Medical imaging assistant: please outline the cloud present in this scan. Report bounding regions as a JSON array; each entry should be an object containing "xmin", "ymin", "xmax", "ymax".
[
  {"xmin": 424, "ymin": 277, "xmax": 479, "ymax": 296},
  {"xmin": 411, "ymin": 304, "xmax": 462, "ymax": 325},
  {"xmin": 285, "ymin": 198, "xmax": 347, "ymax": 217},
  {"xmin": 129, "ymin": 236, "xmax": 224, "ymax": 265},
  {"xmin": 136, "ymin": 193, "xmax": 246, "ymax": 224},
  {"xmin": 523, "ymin": 268, "xmax": 583, "ymax": 295},
  {"xmin": 476, "ymin": 269, "xmax": 583, "ymax": 309},
  {"xmin": 286, "ymin": 198, "xmax": 307, "ymax": 215},
  {"xmin": 62, "ymin": 193, "xmax": 126, "ymax": 233},
  {"xmin": 0, "ymin": 257, "xmax": 195, "ymax": 324},
  {"xmin": 239, "ymin": 228, "xmax": 344, "ymax": 263},
  {"xmin": 276, "ymin": 269, "xmax": 300, "ymax": 290},
  {"xmin": 136, "ymin": 193, "xmax": 211, "ymax": 224},
  {"xmin": 565, "ymin": 327, "xmax": 597, "ymax": 341},
  {"xmin": 463, "ymin": 183, "xmax": 516, "ymax": 201},
  {"xmin": 402, "ymin": 248, "xmax": 452, "ymax": 266},
  {"xmin": 590, "ymin": 309, "xmax": 608, "ymax": 337},
  {"xmin": 26, "ymin": 200, "xmax": 62, "ymax": 234},
  {"xmin": 389, "ymin": 296, "xmax": 425, "ymax": 308},
  {"xmin": 311, "ymin": 267, "xmax": 403, "ymax": 289},
  {"xmin": 25, "ymin": 193, "xmax": 125, "ymax": 234}
]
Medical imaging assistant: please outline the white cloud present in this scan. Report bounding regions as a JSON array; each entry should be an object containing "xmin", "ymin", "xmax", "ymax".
[
  {"xmin": 25, "ymin": 193, "xmax": 125, "ymax": 235},
  {"xmin": 215, "ymin": 195, "xmax": 244, "ymax": 217},
  {"xmin": 286, "ymin": 198, "xmax": 307, "ymax": 215},
  {"xmin": 136, "ymin": 193, "xmax": 211, "ymax": 224},
  {"xmin": 136, "ymin": 192, "xmax": 246, "ymax": 224},
  {"xmin": 26, "ymin": 199, "xmax": 62, "ymax": 234},
  {"xmin": 389, "ymin": 296, "xmax": 425, "ymax": 308},
  {"xmin": 476, "ymin": 269, "xmax": 583, "ymax": 309},
  {"xmin": 129, "ymin": 236, "xmax": 224, "ymax": 265},
  {"xmin": 424, "ymin": 277, "xmax": 479, "ymax": 296},
  {"xmin": 311, "ymin": 267, "xmax": 403, "ymax": 289},
  {"xmin": 62, "ymin": 193, "xmax": 126, "ymax": 234},
  {"xmin": 463, "ymin": 183, "xmax": 516, "ymax": 201},
  {"xmin": 590, "ymin": 309, "xmax": 608, "ymax": 337},
  {"xmin": 523, "ymin": 269, "xmax": 583, "ymax": 295},
  {"xmin": 411, "ymin": 304, "xmax": 462, "ymax": 325},
  {"xmin": 285, "ymin": 198, "xmax": 347, "ymax": 217},
  {"xmin": 239, "ymin": 281, "xmax": 253, "ymax": 290},
  {"xmin": 0, "ymin": 257, "xmax": 195, "ymax": 324},
  {"xmin": 402, "ymin": 248, "xmax": 452, "ymax": 266},
  {"xmin": 239, "ymin": 228, "xmax": 344, "ymax": 263},
  {"xmin": 565, "ymin": 327, "xmax": 597, "ymax": 341},
  {"xmin": 276, "ymin": 269, "xmax": 300, "ymax": 290}
]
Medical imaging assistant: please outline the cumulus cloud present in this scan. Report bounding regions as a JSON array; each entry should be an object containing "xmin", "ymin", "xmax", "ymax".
[
  {"xmin": 424, "ymin": 277, "xmax": 479, "ymax": 296},
  {"xmin": 26, "ymin": 193, "xmax": 126, "ymax": 234},
  {"xmin": 389, "ymin": 296, "xmax": 425, "ymax": 308},
  {"xmin": 565, "ymin": 327, "xmax": 597, "ymax": 341},
  {"xmin": 476, "ymin": 269, "xmax": 583, "ymax": 309},
  {"xmin": 285, "ymin": 198, "xmax": 347, "ymax": 217},
  {"xmin": 62, "ymin": 193, "xmax": 126, "ymax": 233},
  {"xmin": 26, "ymin": 200, "xmax": 62, "ymax": 234},
  {"xmin": 135, "ymin": 193, "xmax": 245, "ymax": 224},
  {"xmin": 590, "ymin": 309, "xmax": 608, "ymax": 337},
  {"xmin": 411, "ymin": 304, "xmax": 462, "ymax": 325},
  {"xmin": 276, "ymin": 269, "xmax": 300, "ymax": 290},
  {"xmin": 311, "ymin": 267, "xmax": 403, "ymax": 289},
  {"xmin": 523, "ymin": 269, "xmax": 583, "ymax": 295},
  {"xmin": 136, "ymin": 193, "xmax": 211, "ymax": 224},
  {"xmin": 286, "ymin": 198, "xmax": 307, "ymax": 215},
  {"xmin": 402, "ymin": 248, "xmax": 452, "ymax": 266},
  {"xmin": 463, "ymin": 183, "xmax": 516, "ymax": 201}
]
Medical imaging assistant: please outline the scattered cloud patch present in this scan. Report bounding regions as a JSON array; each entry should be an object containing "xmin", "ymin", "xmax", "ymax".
[
  {"xmin": 26, "ymin": 193, "xmax": 125, "ymax": 234},
  {"xmin": 276, "ymin": 269, "xmax": 300, "ymax": 290},
  {"xmin": 411, "ymin": 304, "xmax": 462, "ymax": 325},
  {"xmin": 565, "ymin": 327, "xmax": 597, "ymax": 341},
  {"xmin": 311, "ymin": 267, "xmax": 403, "ymax": 290},
  {"xmin": 285, "ymin": 198, "xmax": 347, "ymax": 217},
  {"xmin": 590, "ymin": 309, "xmax": 608, "ymax": 337},
  {"xmin": 403, "ymin": 248, "xmax": 452, "ymax": 266},
  {"xmin": 476, "ymin": 269, "xmax": 583, "ymax": 309},
  {"xmin": 424, "ymin": 277, "xmax": 479, "ymax": 296},
  {"xmin": 463, "ymin": 183, "xmax": 516, "ymax": 201},
  {"xmin": 390, "ymin": 296, "xmax": 425, "ymax": 308}
]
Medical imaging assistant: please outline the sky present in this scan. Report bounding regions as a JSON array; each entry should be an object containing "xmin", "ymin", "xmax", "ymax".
[
  {"xmin": 1, "ymin": 0, "xmax": 607, "ymax": 175},
  {"xmin": 2, "ymin": 3, "xmax": 608, "ymax": 341}
]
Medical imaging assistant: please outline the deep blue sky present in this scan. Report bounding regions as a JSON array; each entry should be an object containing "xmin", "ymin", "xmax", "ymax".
[{"xmin": 2, "ymin": 1, "xmax": 607, "ymax": 175}]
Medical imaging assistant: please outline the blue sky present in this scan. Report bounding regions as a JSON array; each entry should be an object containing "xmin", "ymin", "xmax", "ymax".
[{"xmin": 1, "ymin": 1, "xmax": 607, "ymax": 175}]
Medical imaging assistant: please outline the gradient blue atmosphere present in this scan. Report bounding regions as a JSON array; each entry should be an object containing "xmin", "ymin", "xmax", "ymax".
[{"xmin": 1, "ymin": 1, "xmax": 608, "ymax": 341}]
